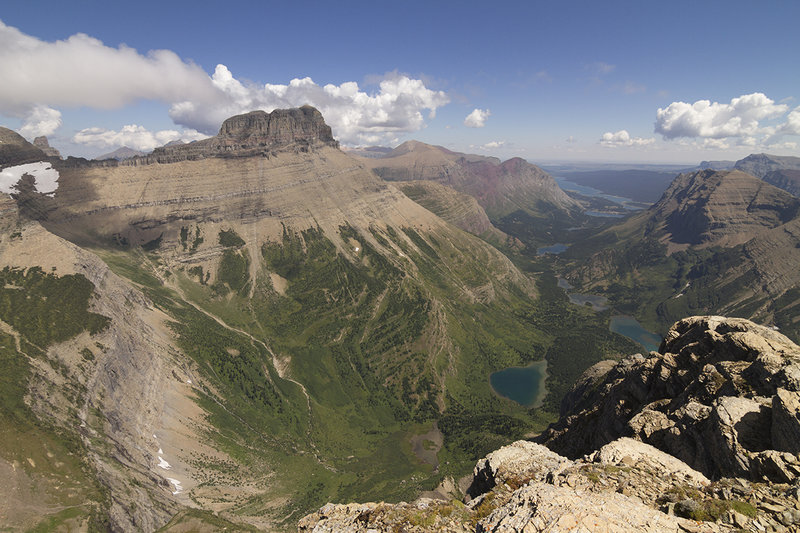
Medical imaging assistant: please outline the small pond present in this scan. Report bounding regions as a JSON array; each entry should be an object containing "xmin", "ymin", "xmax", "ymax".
[
  {"xmin": 568, "ymin": 293, "xmax": 609, "ymax": 311},
  {"xmin": 489, "ymin": 360, "xmax": 547, "ymax": 407}
]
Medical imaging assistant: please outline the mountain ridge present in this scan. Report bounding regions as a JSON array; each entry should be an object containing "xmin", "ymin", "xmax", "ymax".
[
  {"xmin": 0, "ymin": 107, "xmax": 627, "ymax": 531},
  {"xmin": 355, "ymin": 140, "xmax": 581, "ymax": 221}
]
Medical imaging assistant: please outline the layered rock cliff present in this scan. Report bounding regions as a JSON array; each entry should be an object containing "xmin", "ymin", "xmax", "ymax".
[
  {"xmin": 145, "ymin": 106, "xmax": 338, "ymax": 163},
  {"xmin": 644, "ymin": 169, "xmax": 800, "ymax": 249}
]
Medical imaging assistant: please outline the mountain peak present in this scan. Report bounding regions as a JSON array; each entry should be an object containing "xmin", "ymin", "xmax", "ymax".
[
  {"xmin": 148, "ymin": 106, "xmax": 338, "ymax": 163},
  {"xmin": 734, "ymin": 152, "xmax": 800, "ymax": 179},
  {"xmin": 0, "ymin": 127, "xmax": 47, "ymax": 167},
  {"xmin": 217, "ymin": 106, "xmax": 336, "ymax": 145},
  {"xmin": 32, "ymin": 136, "xmax": 61, "ymax": 158},
  {"xmin": 645, "ymin": 168, "xmax": 800, "ymax": 249}
]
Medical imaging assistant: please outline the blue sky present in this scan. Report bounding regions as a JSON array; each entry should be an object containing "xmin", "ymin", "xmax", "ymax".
[{"xmin": 1, "ymin": 0, "xmax": 799, "ymax": 163}]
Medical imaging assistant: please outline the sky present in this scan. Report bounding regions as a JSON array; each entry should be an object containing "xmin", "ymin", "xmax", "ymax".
[{"xmin": 1, "ymin": 0, "xmax": 799, "ymax": 164}]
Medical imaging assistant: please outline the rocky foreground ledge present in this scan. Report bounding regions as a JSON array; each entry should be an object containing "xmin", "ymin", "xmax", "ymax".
[{"xmin": 299, "ymin": 317, "xmax": 800, "ymax": 532}]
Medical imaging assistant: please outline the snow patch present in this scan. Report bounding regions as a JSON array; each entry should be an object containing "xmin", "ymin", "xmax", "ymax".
[
  {"xmin": 158, "ymin": 448, "xmax": 163, "ymax": 455},
  {"xmin": 186, "ymin": 379, "xmax": 192, "ymax": 384},
  {"xmin": 354, "ymin": 247, "xmax": 360, "ymax": 252},
  {"xmin": 0, "ymin": 162, "xmax": 59, "ymax": 196},
  {"xmin": 166, "ymin": 477, "xmax": 183, "ymax": 495},
  {"xmin": 157, "ymin": 456, "xmax": 171, "ymax": 470}
]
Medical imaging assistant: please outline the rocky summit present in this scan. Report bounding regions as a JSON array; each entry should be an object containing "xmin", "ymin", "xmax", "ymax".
[
  {"xmin": 538, "ymin": 316, "xmax": 800, "ymax": 483},
  {"xmin": 147, "ymin": 106, "xmax": 338, "ymax": 163},
  {"xmin": 300, "ymin": 316, "xmax": 800, "ymax": 532}
]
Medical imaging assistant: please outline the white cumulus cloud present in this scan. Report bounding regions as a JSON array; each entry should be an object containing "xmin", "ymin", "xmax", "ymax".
[
  {"xmin": 481, "ymin": 141, "xmax": 505, "ymax": 149},
  {"xmin": 0, "ymin": 20, "xmax": 219, "ymax": 117},
  {"xmin": 655, "ymin": 93, "xmax": 788, "ymax": 139},
  {"xmin": 774, "ymin": 106, "xmax": 800, "ymax": 137},
  {"xmin": 599, "ymin": 130, "xmax": 655, "ymax": 147},
  {"xmin": 18, "ymin": 105, "xmax": 62, "ymax": 138},
  {"xmin": 169, "ymin": 66, "xmax": 450, "ymax": 144},
  {"xmin": 72, "ymin": 125, "xmax": 208, "ymax": 152},
  {"xmin": 0, "ymin": 21, "xmax": 450, "ymax": 146},
  {"xmin": 464, "ymin": 108, "xmax": 490, "ymax": 128}
]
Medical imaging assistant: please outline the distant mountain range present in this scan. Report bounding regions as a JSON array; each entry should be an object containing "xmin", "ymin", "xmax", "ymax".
[
  {"xmin": 94, "ymin": 146, "xmax": 147, "ymax": 160},
  {"xmin": 356, "ymin": 140, "xmax": 582, "ymax": 220},
  {"xmin": 562, "ymin": 157, "xmax": 800, "ymax": 342}
]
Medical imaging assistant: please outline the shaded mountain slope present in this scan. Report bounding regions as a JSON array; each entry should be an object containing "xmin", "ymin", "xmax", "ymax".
[
  {"xmin": 395, "ymin": 179, "xmax": 513, "ymax": 245},
  {"xmin": 560, "ymin": 169, "xmax": 800, "ymax": 342},
  {"xmin": 643, "ymin": 169, "xmax": 800, "ymax": 250}
]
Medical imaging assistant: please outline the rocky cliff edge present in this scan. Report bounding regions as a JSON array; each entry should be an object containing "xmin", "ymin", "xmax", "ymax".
[{"xmin": 299, "ymin": 316, "xmax": 800, "ymax": 532}]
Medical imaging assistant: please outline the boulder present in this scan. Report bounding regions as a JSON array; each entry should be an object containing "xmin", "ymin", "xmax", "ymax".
[
  {"xmin": 772, "ymin": 388, "xmax": 800, "ymax": 454},
  {"xmin": 596, "ymin": 437, "xmax": 709, "ymax": 485},
  {"xmin": 477, "ymin": 482, "xmax": 718, "ymax": 533},
  {"xmin": 467, "ymin": 440, "xmax": 570, "ymax": 499}
]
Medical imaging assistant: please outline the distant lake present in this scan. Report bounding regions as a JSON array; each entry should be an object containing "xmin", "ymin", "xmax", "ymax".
[
  {"xmin": 555, "ymin": 177, "xmax": 640, "ymax": 209},
  {"xmin": 568, "ymin": 293, "xmax": 609, "ymax": 311},
  {"xmin": 584, "ymin": 210, "xmax": 626, "ymax": 218},
  {"xmin": 610, "ymin": 315, "xmax": 662, "ymax": 352},
  {"xmin": 537, "ymin": 243, "xmax": 568, "ymax": 255},
  {"xmin": 489, "ymin": 360, "xmax": 547, "ymax": 407},
  {"xmin": 557, "ymin": 278, "xmax": 608, "ymax": 311}
]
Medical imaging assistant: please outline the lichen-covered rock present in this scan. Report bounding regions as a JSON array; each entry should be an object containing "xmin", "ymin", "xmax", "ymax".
[
  {"xmin": 467, "ymin": 441, "xmax": 570, "ymax": 498},
  {"xmin": 476, "ymin": 482, "xmax": 719, "ymax": 533},
  {"xmin": 595, "ymin": 437, "xmax": 709, "ymax": 485}
]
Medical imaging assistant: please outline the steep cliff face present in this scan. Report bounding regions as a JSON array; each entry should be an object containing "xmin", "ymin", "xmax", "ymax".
[
  {"xmin": 0, "ymin": 202, "xmax": 215, "ymax": 531},
  {"xmin": 147, "ymin": 106, "xmax": 338, "ymax": 163}
]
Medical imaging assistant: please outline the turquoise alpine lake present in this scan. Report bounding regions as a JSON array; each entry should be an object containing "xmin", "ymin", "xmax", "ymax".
[
  {"xmin": 610, "ymin": 315, "xmax": 662, "ymax": 352},
  {"xmin": 489, "ymin": 360, "xmax": 547, "ymax": 407}
]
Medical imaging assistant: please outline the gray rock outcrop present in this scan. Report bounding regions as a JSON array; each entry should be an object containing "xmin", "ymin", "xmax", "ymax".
[
  {"xmin": 537, "ymin": 316, "xmax": 800, "ymax": 483},
  {"xmin": 32, "ymin": 136, "xmax": 61, "ymax": 158}
]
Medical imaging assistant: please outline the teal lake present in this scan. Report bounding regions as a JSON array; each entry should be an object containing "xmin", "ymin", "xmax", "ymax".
[
  {"xmin": 489, "ymin": 361, "xmax": 547, "ymax": 407},
  {"xmin": 610, "ymin": 315, "xmax": 662, "ymax": 352}
]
